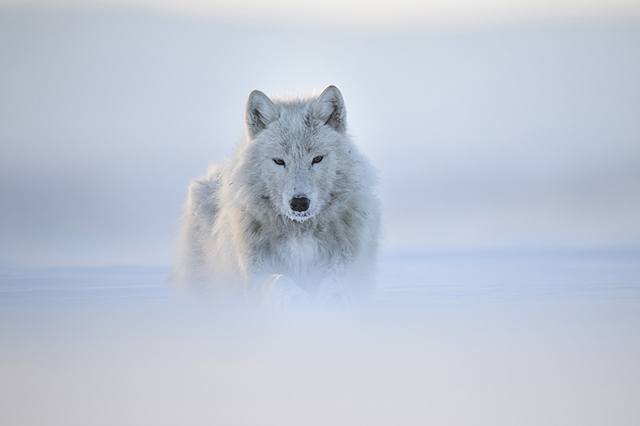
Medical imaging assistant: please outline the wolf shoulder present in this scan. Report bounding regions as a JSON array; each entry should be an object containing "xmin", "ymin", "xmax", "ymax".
[
  {"xmin": 173, "ymin": 163, "xmax": 223, "ymax": 283},
  {"xmin": 184, "ymin": 163, "xmax": 222, "ymax": 223}
]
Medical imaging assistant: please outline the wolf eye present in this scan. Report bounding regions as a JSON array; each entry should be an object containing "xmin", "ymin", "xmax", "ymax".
[
  {"xmin": 312, "ymin": 155, "xmax": 323, "ymax": 165},
  {"xmin": 273, "ymin": 158, "xmax": 285, "ymax": 166}
]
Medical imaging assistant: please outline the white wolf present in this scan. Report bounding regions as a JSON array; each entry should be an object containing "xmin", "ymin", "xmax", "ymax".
[{"xmin": 172, "ymin": 86, "xmax": 380, "ymax": 306}]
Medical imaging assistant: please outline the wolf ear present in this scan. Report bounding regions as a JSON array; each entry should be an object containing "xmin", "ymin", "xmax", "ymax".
[
  {"xmin": 312, "ymin": 85, "xmax": 346, "ymax": 133},
  {"xmin": 246, "ymin": 90, "xmax": 280, "ymax": 138}
]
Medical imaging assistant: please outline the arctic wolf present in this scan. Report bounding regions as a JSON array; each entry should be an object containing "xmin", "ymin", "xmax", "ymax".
[{"xmin": 173, "ymin": 85, "xmax": 380, "ymax": 306}]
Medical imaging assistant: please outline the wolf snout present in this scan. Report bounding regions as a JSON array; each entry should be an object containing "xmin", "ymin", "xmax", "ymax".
[{"xmin": 290, "ymin": 197, "xmax": 310, "ymax": 212}]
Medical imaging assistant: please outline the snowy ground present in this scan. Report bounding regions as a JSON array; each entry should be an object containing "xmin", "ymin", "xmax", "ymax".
[{"xmin": 1, "ymin": 250, "xmax": 639, "ymax": 425}]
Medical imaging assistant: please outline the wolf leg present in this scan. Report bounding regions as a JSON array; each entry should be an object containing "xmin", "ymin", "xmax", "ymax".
[
  {"xmin": 316, "ymin": 277, "xmax": 351, "ymax": 307},
  {"xmin": 250, "ymin": 274, "xmax": 311, "ymax": 308}
]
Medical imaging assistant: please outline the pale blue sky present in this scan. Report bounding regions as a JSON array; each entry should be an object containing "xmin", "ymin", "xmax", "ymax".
[
  {"xmin": 3, "ymin": 0, "xmax": 640, "ymax": 29},
  {"xmin": 0, "ymin": 6, "xmax": 639, "ymax": 266}
]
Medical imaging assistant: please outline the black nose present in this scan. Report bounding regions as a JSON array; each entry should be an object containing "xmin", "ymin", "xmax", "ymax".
[{"xmin": 290, "ymin": 197, "xmax": 310, "ymax": 212}]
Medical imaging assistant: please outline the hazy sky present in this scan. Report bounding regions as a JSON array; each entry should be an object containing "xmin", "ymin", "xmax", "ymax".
[
  {"xmin": 0, "ymin": 7, "xmax": 638, "ymax": 266},
  {"xmin": 3, "ymin": 0, "xmax": 640, "ymax": 28}
]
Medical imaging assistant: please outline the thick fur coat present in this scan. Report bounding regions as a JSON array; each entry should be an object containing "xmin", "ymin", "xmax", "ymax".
[{"xmin": 172, "ymin": 86, "xmax": 380, "ymax": 306}]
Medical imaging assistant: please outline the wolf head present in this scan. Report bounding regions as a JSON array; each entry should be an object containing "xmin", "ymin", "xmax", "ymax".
[{"xmin": 239, "ymin": 86, "xmax": 352, "ymax": 223}]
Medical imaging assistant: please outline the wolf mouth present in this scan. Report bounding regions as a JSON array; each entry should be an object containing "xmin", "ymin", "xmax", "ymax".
[{"xmin": 287, "ymin": 210, "xmax": 316, "ymax": 222}]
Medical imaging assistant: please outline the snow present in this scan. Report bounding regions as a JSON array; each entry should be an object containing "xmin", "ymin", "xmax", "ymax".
[{"xmin": 1, "ymin": 251, "xmax": 639, "ymax": 425}]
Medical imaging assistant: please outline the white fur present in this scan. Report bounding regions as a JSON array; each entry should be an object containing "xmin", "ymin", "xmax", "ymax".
[{"xmin": 172, "ymin": 86, "xmax": 381, "ymax": 306}]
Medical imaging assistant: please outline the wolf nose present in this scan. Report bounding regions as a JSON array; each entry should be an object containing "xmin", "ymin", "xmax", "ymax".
[{"xmin": 290, "ymin": 197, "xmax": 310, "ymax": 212}]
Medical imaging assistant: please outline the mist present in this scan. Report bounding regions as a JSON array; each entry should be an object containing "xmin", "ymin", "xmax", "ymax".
[
  {"xmin": 1, "ymin": 6, "xmax": 639, "ymax": 425},
  {"xmin": 1, "ymin": 8, "xmax": 639, "ymax": 266}
]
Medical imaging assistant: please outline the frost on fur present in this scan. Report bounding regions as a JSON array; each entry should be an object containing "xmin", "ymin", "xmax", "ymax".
[{"xmin": 171, "ymin": 85, "xmax": 381, "ymax": 306}]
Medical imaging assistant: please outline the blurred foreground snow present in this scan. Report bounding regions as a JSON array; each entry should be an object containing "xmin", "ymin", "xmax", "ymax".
[{"xmin": 1, "ymin": 250, "xmax": 639, "ymax": 425}]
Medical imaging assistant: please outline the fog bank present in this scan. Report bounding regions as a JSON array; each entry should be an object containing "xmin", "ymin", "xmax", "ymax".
[{"xmin": 1, "ymin": 8, "xmax": 639, "ymax": 266}]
